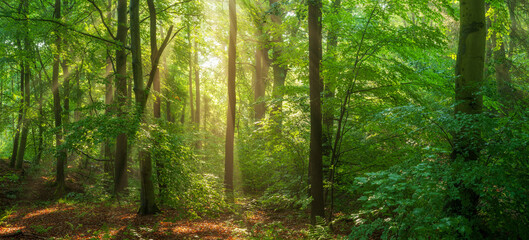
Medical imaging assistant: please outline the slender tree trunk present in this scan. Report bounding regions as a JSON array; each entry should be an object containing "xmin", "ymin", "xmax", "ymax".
[
  {"xmin": 114, "ymin": 0, "xmax": 128, "ymax": 195},
  {"xmin": 194, "ymin": 40, "xmax": 201, "ymax": 149},
  {"xmin": 449, "ymin": 0, "xmax": 486, "ymax": 237},
  {"xmin": 153, "ymin": 63, "xmax": 161, "ymax": 119},
  {"xmin": 203, "ymin": 96, "xmax": 209, "ymax": 132},
  {"xmin": 134, "ymin": 0, "xmax": 161, "ymax": 215},
  {"xmin": 10, "ymin": 63, "xmax": 23, "ymax": 168},
  {"xmin": 10, "ymin": 0, "xmax": 29, "ymax": 169},
  {"xmin": 104, "ymin": 56, "xmax": 114, "ymax": 174},
  {"xmin": 166, "ymin": 100, "xmax": 173, "ymax": 122},
  {"xmin": 225, "ymin": 0, "xmax": 237, "ymax": 196},
  {"xmin": 323, "ymin": 0, "xmax": 341, "ymax": 157},
  {"xmin": 308, "ymin": 0, "xmax": 324, "ymax": 224},
  {"xmin": 188, "ymin": 28, "xmax": 195, "ymax": 124},
  {"xmin": 254, "ymin": 36, "xmax": 265, "ymax": 120},
  {"xmin": 36, "ymin": 69, "xmax": 44, "ymax": 165},
  {"xmin": 180, "ymin": 101, "xmax": 186, "ymax": 124},
  {"xmin": 195, "ymin": 40, "xmax": 201, "ymax": 129},
  {"xmin": 150, "ymin": 6, "xmax": 165, "ymax": 203},
  {"xmin": 493, "ymin": 33, "xmax": 514, "ymax": 106},
  {"xmin": 324, "ymin": 0, "xmax": 341, "ymax": 223},
  {"xmin": 52, "ymin": 0, "xmax": 66, "ymax": 196},
  {"xmin": 62, "ymin": 63, "xmax": 70, "ymax": 127},
  {"xmin": 61, "ymin": 62, "xmax": 70, "ymax": 167},
  {"xmin": 16, "ymin": 42, "xmax": 30, "ymax": 170},
  {"xmin": 269, "ymin": 0, "xmax": 288, "ymax": 129}
]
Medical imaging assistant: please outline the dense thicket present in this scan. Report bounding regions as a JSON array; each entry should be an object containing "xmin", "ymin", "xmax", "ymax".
[{"xmin": 1, "ymin": 0, "xmax": 528, "ymax": 238}]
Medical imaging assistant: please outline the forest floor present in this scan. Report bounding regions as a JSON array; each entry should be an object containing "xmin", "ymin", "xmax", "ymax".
[{"xmin": 0, "ymin": 160, "xmax": 346, "ymax": 239}]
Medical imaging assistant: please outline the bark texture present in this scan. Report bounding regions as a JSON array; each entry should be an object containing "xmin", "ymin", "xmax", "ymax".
[
  {"xmin": 269, "ymin": 0, "xmax": 288, "ymax": 128},
  {"xmin": 453, "ymin": 0, "xmax": 486, "ymax": 161},
  {"xmin": 114, "ymin": 0, "xmax": 128, "ymax": 195},
  {"xmin": 308, "ymin": 0, "xmax": 325, "ymax": 224},
  {"xmin": 52, "ymin": 0, "xmax": 66, "ymax": 196},
  {"xmin": 224, "ymin": 0, "xmax": 237, "ymax": 195},
  {"xmin": 449, "ymin": 0, "xmax": 487, "ymax": 237}
]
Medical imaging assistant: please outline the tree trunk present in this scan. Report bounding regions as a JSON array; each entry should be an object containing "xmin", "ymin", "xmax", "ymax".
[
  {"xmin": 203, "ymin": 96, "xmax": 209, "ymax": 132},
  {"xmin": 153, "ymin": 34, "xmax": 161, "ymax": 119},
  {"xmin": 324, "ymin": 0, "xmax": 341, "ymax": 222},
  {"xmin": 16, "ymin": 40, "xmax": 30, "ymax": 170},
  {"xmin": 493, "ymin": 34, "xmax": 514, "ymax": 107},
  {"xmin": 114, "ymin": 0, "xmax": 128, "ymax": 195},
  {"xmin": 452, "ymin": 0, "xmax": 486, "ymax": 161},
  {"xmin": 134, "ymin": 0, "xmax": 161, "ymax": 215},
  {"xmin": 254, "ymin": 38, "xmax": 266, "ymax": 121},
  {"xmin": 61, "ymin": 62, "xmax": 70, "ymax": 168},
  {"xmin": 323, "ymin": 0, "xmax": 341, "ymax": 157},
  {"xmin": 188, "ymin": 28, "xmax": 195, "ymax": 124},
  {"xmin": 308, "ymin": 0, "xmax": 324, "ymax": 224},
  {"xmin": 180, "ymin": 101, "xmax": 186, "ymax": 124},
  {"xmin": 153, "ymin": 69, "xmax": 161, "ymax": 118},
  {"xmin": 36, "ymin": 70, "xmax": 44, "ymax": 165},
  {"xmin": 195, "ymin": 40, "xmax": 201, "ymax": 129},
  {"xmin": 166, "ymin": 99, "xmax": 173, "ymax": 122},
  {"xmin": 104, "ymin": 56, "xmax": 114, "ymax": 175},
  {"xmin": 449, "ymin": 0, "xmax": 486, "ymax": 237},
  {"xmin": 52, "ymin": 0, "xmax": 66, "ymax": 196},
  {"xmin": 9, "ymin": 62, "xmax": 23, "ymax": 168},
  {"xmin": 225, "ymin": 0, "xmax": 237, "ymax": 196},
  {"xmin": 138, "ymin": 150, "xmax": 159, "ymax": 215},
  {"xmin": 269, "ymin": 0, "xmax": 288, "ymax": 129},
  {"xmin": 194, "ymin": 40, "xmax": 201, "ymax": 149},
  {"xmin": 150, "ymin": 6, "xmax": 166, "ymax": 203}
]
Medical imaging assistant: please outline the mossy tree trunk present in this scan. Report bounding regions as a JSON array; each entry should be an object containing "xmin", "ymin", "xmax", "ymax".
[{"xmin": 449, "ymin": 0, "xmax": 487, "ymax": 237}]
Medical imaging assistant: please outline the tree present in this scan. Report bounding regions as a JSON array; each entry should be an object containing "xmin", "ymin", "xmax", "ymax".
[
  {"xmin": 449, "ymin": 0, "xmax": 486, "ymax": 236},
  {"xmin": 269, "ymin": 0, "xmax": 288, "ymax": 128},
  {"xmin": 308, "ymin": 0, "xmax": 324, "ymax": 224},
  {"xmin": 134, "ymin": 0, "xmax": 177, "ymax": 215},
  {"xmin": 188, "ymin": 27, "xmax": 195, "ymax": 124},
  {"xmin": 131, "ymin": 0, "xmax": 157, "ymax": 215},
  {"xmin": 114, "ymin": 0, "xmax": 128, "ymax": 195},
  {"xmin": 15, "ymin": 21, "xmax": 31, "ymax": 170},
  {"xmin": 195, "ymin": 39, "xmax": 201, "ymax": 127},
  {"xmin": 9, "ymin": 1, "xmax": 27, "ymax": 168},
  {"xmin": 322, "ymin": 0, "xmax": 341, "ymax": 157},
  {"xmin": 224, "ymin": 0, "xmax": 237, "ymax": 196},
  {"xmin": 52, "ymin": 0, "xmax": 66, "ymax": 195}
]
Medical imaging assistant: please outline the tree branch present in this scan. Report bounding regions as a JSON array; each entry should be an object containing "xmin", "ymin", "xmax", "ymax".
[
  {"xmin": 145, "ymin": 25, "xmax": 185, "ymax": 95},
  {"xmin": 0, "ymin": 15, "xmax": 126, "ymax": 49},
  {"xmin": 87, "ymin": 0, "xmax": 116, "ymax": 40},
  {"xmin": 139, "ymin": 0, "xmax": 193, "ymax": 24}
]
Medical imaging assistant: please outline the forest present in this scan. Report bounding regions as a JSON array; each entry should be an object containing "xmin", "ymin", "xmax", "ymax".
[{"xmin": 0, "ymin": 0, "xmax": 528, "ymax": 239}]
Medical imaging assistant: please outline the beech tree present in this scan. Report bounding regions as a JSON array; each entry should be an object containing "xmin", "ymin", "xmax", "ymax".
[
  {"xmin": 51, "ymin": 0, "xmax": 66, "ymax": 195},
  {"xmin": 114, "ymin": 0, "xmax": 129, "ymax": 195},
  {"xmin": 224, "ymin": 0, "xmax": 237, "ymax": 195},
  {"xmin": 308, "ymin": 0, "xmax": 324, "ymax": 224},
  {"xmin": 449, "ymin": 0, "xmax": 486, "ymax": 236}
]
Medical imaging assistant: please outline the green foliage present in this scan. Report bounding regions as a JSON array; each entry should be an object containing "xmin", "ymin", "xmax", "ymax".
[
  {"xmin": 239, "ymin": 116, "xmax": 310, "ymax": 210},
  {"xmin": 149, "ymin": 122, "xmax": 227, "ymax": 217},
  {"xmin": 348, "ymin": 109, "xmax": 529, "ymax": 239}
]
